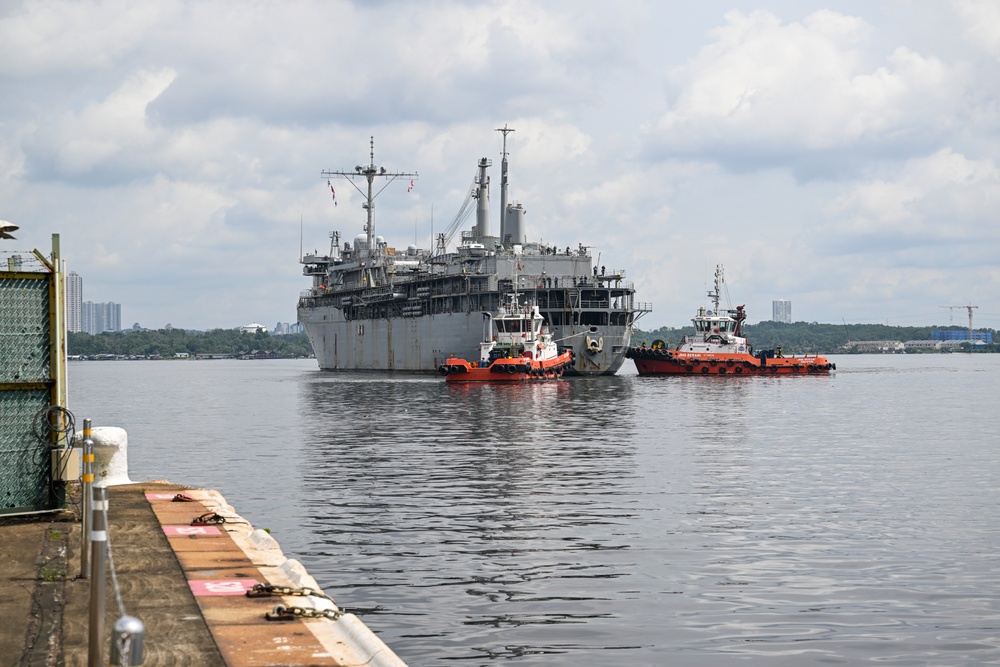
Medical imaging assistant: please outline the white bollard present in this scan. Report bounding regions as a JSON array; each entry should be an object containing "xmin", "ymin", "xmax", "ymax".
[{"xmin": 87, "ymin": 426, "xmax": 133, "ymax": 486}]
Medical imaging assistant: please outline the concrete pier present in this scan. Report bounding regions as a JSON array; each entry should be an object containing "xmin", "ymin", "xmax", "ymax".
[{"xmin": 1, "ymin": 481, "xmax": 406, "ymax": 666}]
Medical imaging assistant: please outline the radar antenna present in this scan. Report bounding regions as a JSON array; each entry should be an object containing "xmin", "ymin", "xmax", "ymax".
[{"xmin": 321, "ymin": 137, "xmax": 418, "ymax": 254}]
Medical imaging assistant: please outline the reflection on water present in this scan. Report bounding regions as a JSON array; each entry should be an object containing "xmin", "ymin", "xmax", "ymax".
[
  {"xmin": 69, "ymin": 356, "xmax": 1000, "ymax": 665},
  {"xmin": 297, "ymin": 375, "xmax": 642, "ymax": 662}
]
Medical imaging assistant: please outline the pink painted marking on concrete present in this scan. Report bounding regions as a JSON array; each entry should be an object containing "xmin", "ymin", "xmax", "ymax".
[
  {"xmin": 163, "ymin": 525, "xmax": 223, "ymax": 536},
  {"xmin": 188, "ymin": 579, "xmax": 260, "ymax": 596},
  {"xmin": 145, "ymin": 493, "xmax": 181, "ymax": 500}
]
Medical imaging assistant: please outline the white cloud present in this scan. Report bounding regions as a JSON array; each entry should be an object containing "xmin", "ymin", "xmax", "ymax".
[
  {"xmin": 830, "ymin": 148, "xmax": 1000, "ymax": 243},
  {"xmin": 23, "ymin": 68, "xmax": 176, "ymax": 178},
  {"xmin": 646, "ymin": 9, "xmax": 965, "ymax": 175},
  {"xmin": 0, "ymin": 1, "xmax": 164, "ymax": 76},
  {"xmin": 953, "ymin": 0, "xmax": 1000, "ymax": 60}
]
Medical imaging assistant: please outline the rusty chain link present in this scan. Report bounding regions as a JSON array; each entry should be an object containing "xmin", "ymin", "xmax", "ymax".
[
  {"xmin": 246, "ymin": 583, "xmax": 336, "ymax": 603},
  {"xmin": 265, "ymin": 603, "xmax": 343, "ymax": 622},
  {"xmin": 190, "ymin": 512, "xmax": 226, "ymax": 525}
]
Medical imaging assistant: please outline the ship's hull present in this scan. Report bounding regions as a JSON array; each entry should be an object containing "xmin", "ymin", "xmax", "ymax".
[
  {"xmin": 300, "ymin": 305, "xmax": 629, "ymax": 375},
  {"xmin": 440, "ymin": 350, "xmax": 574, "ymax": 383},
  {"xmin": 626, "ymin": 347, "xmax": 835, "ymax": 376}
]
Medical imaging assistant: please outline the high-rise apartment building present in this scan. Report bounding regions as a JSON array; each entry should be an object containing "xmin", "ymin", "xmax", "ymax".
[
  {"xmin": 82, "ymin": 301, "xmax": 121, "ymax": 334},
  {"xmin": 66, "ymin": 271, "xmax": 83, "ymax": 332},
  {"xmin": 772, "ymin": 299, "xmax": 792, "ymax": 323}
]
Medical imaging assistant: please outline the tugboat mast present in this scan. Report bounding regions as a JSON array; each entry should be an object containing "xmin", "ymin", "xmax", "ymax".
[
  {"xmin": 708, "ymin": 265, "xmax": 723, "ymax": 314},
  {"xmin": 321, "ymin": 136, "xmax": 418, "ymax": 257}
]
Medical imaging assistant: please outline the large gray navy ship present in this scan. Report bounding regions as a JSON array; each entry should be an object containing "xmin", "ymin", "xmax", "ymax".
[{"xmin": 297, "ymin": 128, "xmax": 650, "ymax": 375}]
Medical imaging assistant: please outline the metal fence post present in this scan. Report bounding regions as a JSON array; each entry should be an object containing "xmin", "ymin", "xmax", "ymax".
[
  {"xmin": 81, "ymin": 418, "xmax": 93, "ymax": 578},
  {"xmin": 88, "ymin": 484, "xmax": 107, "ymax": 667}
]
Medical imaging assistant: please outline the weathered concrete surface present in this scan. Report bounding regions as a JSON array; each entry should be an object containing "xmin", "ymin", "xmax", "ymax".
[
  {"xmin": 2, "ymin": 481, "xmax": 406, "ymax": 666},
  {"xmin": 0, "ymin": 513, "xmax": 77, "ymax": 666}
]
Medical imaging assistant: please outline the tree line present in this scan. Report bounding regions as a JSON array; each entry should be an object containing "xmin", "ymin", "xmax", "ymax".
[
  {"xmin": 632, "ymin": 322, "xmax": 999, "ymax": 354},
  {"xmin": 68, "ymin": 329, "xmax": 313, "ymax": 358},
  {"xmin": 68, "ymin": 321, "xmax": 997, "ymax": 359}
]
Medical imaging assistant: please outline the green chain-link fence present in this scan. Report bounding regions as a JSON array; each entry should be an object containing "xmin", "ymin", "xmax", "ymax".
[{"xmin": 1, "ymin": 242, "xmax": 66, "ymax": 515}]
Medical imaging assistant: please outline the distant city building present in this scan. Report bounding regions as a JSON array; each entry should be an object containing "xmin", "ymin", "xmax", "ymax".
[
  {"xmin": 272, "ymin": 321, "xmax": 303, "ymax": 335},
  {"xmin": 241, "ymin": 322, "xmax": 268, "ymax": 334},
  {"xmin": 82, "ymin": 301, "xmax": 121, "ymax": 334},
  {"xmin": 772, "ymin": 299, "xmax": 792, "ymax": 323},
  {"xmin": 66, "ymin": 271, "xmax": 83, "ymax": 332},
  {"xmin": 931, "ymin": 329, "xmax": 992, "ymax": 343}
]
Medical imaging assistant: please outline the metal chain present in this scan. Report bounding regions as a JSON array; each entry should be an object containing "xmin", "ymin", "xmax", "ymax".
[
  {"xmin": 246, "ymin": 583, "xmax": 337, "ymax": 604},
  {"xmin": 265, "ymin": 604, "xmax": 343, "ymax": 622},
  {"xmin": 191, "ymin": 512, "xmax": 227, "ymax": 525},
  {"xmin": 103, "ymin": 501, "xmax": 127, "ymax": 618}
]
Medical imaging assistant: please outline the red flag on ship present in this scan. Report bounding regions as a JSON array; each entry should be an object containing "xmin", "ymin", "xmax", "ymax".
[
  {"xmin": 328, "ymin": 180, "xmax": 337, "ymax": 206},
  {"xmin": 407, "ymin": 179, "xmax": 414, "ymax": 192}
]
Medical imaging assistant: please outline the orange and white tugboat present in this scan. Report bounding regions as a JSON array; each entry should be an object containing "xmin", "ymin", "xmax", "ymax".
[
  {"xmin": 625, "ymin": 266, "xmax": 835, "ymax": 376},
  {"xmin": 439, "ymin": 295, "xmax": 574, "ymax": 383}
]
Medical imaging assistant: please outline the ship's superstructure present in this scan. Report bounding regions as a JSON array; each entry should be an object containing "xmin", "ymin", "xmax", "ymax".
[{"xmin": 297, "ymin": 130, "xmax": 650, "ymax": 374}]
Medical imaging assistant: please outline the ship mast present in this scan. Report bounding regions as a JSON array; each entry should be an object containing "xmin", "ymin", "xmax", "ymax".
[
  {"xmin": 321, "ymin": 137, "xmax": 417, "ymax": 283},
  {"xmin": 497, "ymin": 124, "xmax": 514, "ymax": 246}
]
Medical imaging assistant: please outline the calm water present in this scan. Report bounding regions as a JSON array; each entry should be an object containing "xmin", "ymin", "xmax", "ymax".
[{"xmin": 69, "ymin": 355, "xmax": 1000, "ymax": 665}]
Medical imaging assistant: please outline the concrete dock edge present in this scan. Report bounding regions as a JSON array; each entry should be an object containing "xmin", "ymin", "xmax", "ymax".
[{"xmin": 3, "ymin": 480, "xmax": 408, "ymax": 666}]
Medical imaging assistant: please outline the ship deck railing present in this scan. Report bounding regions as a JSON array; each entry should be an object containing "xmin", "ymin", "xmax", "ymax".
[{"xmin": 518, "ymin": 277, "xmax": 636, "ymax": 291}]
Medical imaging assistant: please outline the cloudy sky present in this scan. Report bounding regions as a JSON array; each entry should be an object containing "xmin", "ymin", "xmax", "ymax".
[{"xmin": 2, "ymin": 0, "xmax": 998, "ymax": 331}]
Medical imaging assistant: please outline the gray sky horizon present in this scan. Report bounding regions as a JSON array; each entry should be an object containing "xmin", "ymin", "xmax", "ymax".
[{"xmin": 2, "ymin": 1, "xmax": 998, "ymax": 331}]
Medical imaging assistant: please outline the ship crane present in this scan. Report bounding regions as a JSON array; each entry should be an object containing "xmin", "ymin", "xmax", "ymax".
[
  {"xmin": 436, "ymin": 172, "xmax": 479, "ymax": 254},
  {"xmin": 939, "ymin": 304, "xmax": 979, "ymax": 341}
]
